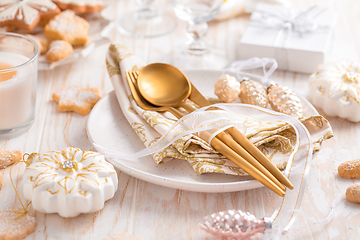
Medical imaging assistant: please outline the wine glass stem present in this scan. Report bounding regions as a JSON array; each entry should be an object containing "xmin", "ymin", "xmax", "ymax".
[
  {"xmin": 136, "ymin": 0, "xmax": 158, "ymax": 19},
  {"xmin": 186, "ymin": 21, "xmax": 208, "ymax": 56}
]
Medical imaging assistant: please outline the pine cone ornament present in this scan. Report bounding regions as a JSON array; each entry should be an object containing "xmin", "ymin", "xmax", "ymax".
[
  {"xmin": 199, "ymin": 209, "xmax": 272, "ymax": 239},
  {"xmin": 239, "ymin": 80, "xmax": 268, "ymax": 108},
  {"xmin": 214, "ymin": 74, "xmax": 241, "ymax": 103},
  {"xmin": 267, "ymin": 84, "xmax": 303, "ymax": 118}
]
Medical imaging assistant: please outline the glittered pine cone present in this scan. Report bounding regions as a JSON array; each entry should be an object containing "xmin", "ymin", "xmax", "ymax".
[
  {"xmin": 267, "ymin": 84, "xmax": 303, "ymax": 118},
  {"xmin": 239, "ymin": 80, "xmax": 268, "ymax": 108}
]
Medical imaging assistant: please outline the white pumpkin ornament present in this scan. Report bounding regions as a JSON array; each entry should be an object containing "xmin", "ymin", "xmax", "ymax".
[
  {"xmin": 214, "ymin": 74, "xmax": 241, "ymax": 103},
  {"xmin": 22, "ymin": 147, "xmax": 118, "ymax": 217},
  {"xmin": 309, "ymin": 61, "xmax": 360, "ymax": 122}
]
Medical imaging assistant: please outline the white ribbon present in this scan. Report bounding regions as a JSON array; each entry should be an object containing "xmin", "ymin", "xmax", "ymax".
[
  {"xmin": 251, "ymin": 5, "xmax": 328, "ymax": 39},
  {"xmin": 223, "ymin": 57, "xmax": 309, "ymax": 98},
  {"xmin": 94, "ymin": 101, "xmax": 315, "ymax": 236},
  {"xmin": 94, "ymin": 105, "xmax": 247, "ymax": 161},
  {"xmin": 223, "ymin": 57, "xmax": 278, "ymax": 87},
  {"xmin": 248, "ymin": 4, "xmax": 328, "ymax": 70}
]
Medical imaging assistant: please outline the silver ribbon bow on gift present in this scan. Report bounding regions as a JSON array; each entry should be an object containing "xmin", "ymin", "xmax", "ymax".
[{"xmin": 249, "ymin": 5, "xmax": 329, "ymax": 69}]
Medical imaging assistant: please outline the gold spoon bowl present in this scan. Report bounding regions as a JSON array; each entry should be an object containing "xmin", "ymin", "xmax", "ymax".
[{"xmin": 137, "ymin": 63, "xmax": 193, "ymax": 110}]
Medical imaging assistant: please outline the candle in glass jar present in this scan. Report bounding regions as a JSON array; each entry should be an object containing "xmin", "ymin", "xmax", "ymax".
[{"xmin": 0, "ymin": 52, "xmax": 35, "ymax": 130}]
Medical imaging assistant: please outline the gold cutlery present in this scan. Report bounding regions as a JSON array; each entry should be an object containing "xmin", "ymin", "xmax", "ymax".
[
  {"xmin": 187, "ymin": 74, "xmax": 294, "ymax": 190},
  {"xmin": 127, "ymin": 70, "xmax": 285, "ymax": 197},
  {"xmin": 135, "ymin": 63, "xmax": 293, "ymax": 190},
  {"xmin": 135, "ymin": 68, "xmax": 287, "ymax": 193}
]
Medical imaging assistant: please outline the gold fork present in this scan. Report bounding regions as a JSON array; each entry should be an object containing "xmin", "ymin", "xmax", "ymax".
[
  {"xmin": 131, "ymin": 70, "xmax": 290, "ymax": 191},
  {"xmin": 126, "ymin": 71, "xmax": 285, "ymax": 197}
]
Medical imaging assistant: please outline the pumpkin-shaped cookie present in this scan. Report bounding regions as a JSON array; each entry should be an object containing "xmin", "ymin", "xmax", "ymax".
[
  {"xmin": 309, "ymin": 61, "xmax": 360, "ymax": 122},
  {"xmin": 22, "ymin": 147, "xmax": 118, "ymax": 217}
]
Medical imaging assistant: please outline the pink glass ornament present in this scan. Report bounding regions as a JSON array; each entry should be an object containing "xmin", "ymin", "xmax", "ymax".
[{"xmin": 199, "ymin": 209, "xmax": 272, "ymax": 239}]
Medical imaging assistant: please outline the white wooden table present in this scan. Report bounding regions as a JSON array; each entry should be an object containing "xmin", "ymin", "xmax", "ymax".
[{"xmin": 1, "ymin": 0, "xmax": 360, "ymax": 239}]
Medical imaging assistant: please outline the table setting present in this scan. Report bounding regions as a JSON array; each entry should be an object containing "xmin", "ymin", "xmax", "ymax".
[{"xmin": 0, "ymin": 0, "xmax": 359, "ymax": 239}]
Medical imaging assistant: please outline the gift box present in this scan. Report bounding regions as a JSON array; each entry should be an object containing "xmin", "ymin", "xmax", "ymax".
[{"xmin": 238, "ymin": 3, "xmax": 337, "ymax": 73}]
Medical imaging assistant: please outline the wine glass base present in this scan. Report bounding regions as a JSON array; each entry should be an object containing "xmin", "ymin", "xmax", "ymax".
[
  {"xmin": 170, "ymin": 47, "xmax": 228, "ymax": 70},
  {"xmin": 116, "ymin": 12, "xmax": 177, "ymax": 38}
]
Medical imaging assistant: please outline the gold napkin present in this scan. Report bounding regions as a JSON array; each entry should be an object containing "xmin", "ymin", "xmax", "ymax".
[{"xmin": 105, "ymin": 44, "xmax": 333, "ymax": 176}]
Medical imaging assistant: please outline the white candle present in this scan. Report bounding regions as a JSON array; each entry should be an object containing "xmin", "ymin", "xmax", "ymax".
[{"xmin": 0, "ymin": 51, "xmax": 36, "ymax": 130}]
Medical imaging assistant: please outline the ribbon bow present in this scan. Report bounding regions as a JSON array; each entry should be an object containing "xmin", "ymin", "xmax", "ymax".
[
  {"xmin": 251, "ymin": 5, "xmax": 327, "ymax": 40},
  {"xmin": 244, "ymin": 4, "xmax": 329, "ymax": 72}
]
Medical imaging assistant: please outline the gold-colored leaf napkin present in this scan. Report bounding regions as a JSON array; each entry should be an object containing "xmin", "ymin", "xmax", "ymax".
[{"xmin": 105, "ymin": 44, "xmax": 333, "ymax": 175}]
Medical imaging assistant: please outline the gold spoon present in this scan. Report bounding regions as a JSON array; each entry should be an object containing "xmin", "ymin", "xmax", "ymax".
[
  {"xmin": 137, "ymin": 63, "xmax": 293, "ymax": 190},
  {"xmin": 136, "ymin": 64, "xmax": 286, "ymax": 196},
  {"xmin": 125, "ymin": 71, "xmax": 183, "ymax": 118},
  {"xmin": 137, "ymin": 63, "xmax": 195, "ymax": 112}
]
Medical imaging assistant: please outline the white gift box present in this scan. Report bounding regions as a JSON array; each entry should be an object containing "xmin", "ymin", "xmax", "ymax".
[{"xmin": 238, "ymin": 3, "xmax": 337, "ymax": 73}]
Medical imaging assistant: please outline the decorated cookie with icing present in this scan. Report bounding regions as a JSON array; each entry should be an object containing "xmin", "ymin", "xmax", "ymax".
[
  {"xmin": 22, "ymin": 147, "xmax": 118, "ymax": 218},
  {"xmin": 0, "ymin": 0, "xmax": 60, "ymax": 31},
  {"xmin": 309, "ymin": 61, "xmax": 360, "ymax": 122},
  {"xmin": 52, "ymin": 0, "xmax": 104, "ymax": 13}
]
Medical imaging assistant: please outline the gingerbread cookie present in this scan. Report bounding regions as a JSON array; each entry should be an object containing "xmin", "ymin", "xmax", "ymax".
[
  {"xmin": 0, "ymin": 149, "xmax": 22, "ymax": 169},
  {"xmin": 0, "ymin": 208, "xmax": 36, "ymax": 239},
  {"xmin": 44, "ymin": 10, "xmax": 89, "ymax": 45},
  {"xmin": 45, "ymin": 40, "xmax": 73, "ymax": 62},
  {"xmin": 52, "ymin": 86, "xmax": 101, "ymax": 115},
  {"xmin": 0, "ymin": 0, "xmax": 60, "ymax": 31},
  {"xmin": 53, "ymin": 0, "xmax": 104, "ymax": 13},
  {"xmin": 103, "ymin": 233, "xmax": 144, "ymax": 240}
]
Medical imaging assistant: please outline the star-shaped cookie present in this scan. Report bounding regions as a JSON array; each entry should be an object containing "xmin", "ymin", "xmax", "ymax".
[
  {"xmin": 44, "ymin": 10, "xmax": 89, "ymax": 45},
  {"xmin": 52, "ymin": 86, "xmax": 101, "ymax": 115},
  {"xmin": 0, "ymin": 0, "xmax": 60, "ymax": 31}
]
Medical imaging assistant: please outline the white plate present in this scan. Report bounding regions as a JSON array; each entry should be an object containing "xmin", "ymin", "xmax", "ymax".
[{"xmin": 87, "ymin": 70, "xmax": 319, "ymax": 193}]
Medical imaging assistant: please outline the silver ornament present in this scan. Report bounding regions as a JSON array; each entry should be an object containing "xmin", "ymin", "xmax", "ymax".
[
  {"xmin": 199, "ymin": 209, "xmax": 272, "ymax": 239},
  {"xmin": 267, "ymin": 84, "xmax": 303, "ymax": 118}
]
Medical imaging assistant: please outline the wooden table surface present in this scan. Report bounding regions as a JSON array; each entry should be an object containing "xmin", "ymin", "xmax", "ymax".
[{"xmin": 1, "ymin": 0, "xmax": 359, "ymax": 239}]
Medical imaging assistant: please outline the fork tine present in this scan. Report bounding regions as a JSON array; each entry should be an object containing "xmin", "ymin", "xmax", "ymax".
[
  {"xmin": 133, "ymin": 71, "xmax": 139, "ymax": 78},
  {"xmin": 129, "ymin": 71, "xmax": 137, "ymax": 85},
  {"xmin": 125, "ymin": 71, "xmax": 143, "ymax": 107},
  {"xmin": 132, "ymin": 71, "xmax": 140, "ymax": 86}
]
